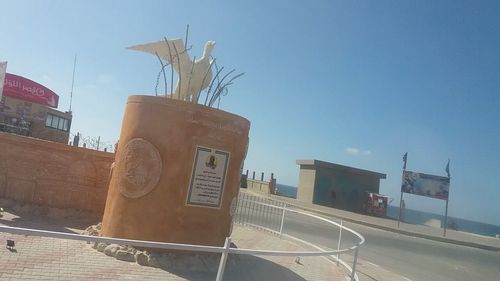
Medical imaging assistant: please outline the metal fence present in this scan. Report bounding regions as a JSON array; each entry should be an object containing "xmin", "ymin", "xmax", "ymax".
[
  {"xmin": 68, "ymin": 132, "xmax": 116, "ymax": 152},
  {"xmin": 0, "ymin": 122, "xmax": 31, "ymax": 136},
  {"xmin": 0, "ymin": 191, "xmax": 364, "ymax": 281},
  {"xmin": 234, "ymin": 192, "xmax": 364, "ymax": 281}
]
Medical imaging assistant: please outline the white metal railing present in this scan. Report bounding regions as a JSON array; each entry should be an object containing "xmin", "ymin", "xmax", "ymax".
[
  {"xmin": 235, "ymin": 192, "xmax": 364, "ymax": 281},
  {"xmin": 0, "ymin": 192, "xmax": 364, "ymax": 281}
]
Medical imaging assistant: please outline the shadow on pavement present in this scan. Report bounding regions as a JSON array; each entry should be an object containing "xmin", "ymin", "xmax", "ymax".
[
  {"xmin": 0, "ymin": 199, "xmax": 100, "ymax": 234},
  {"xmin": 162, "ymin": 254, "xmax": 307, "ymax": 281}
]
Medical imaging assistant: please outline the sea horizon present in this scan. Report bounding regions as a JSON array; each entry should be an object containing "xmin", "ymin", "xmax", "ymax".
[{"xmin": 275, "ymin": 183, "xmax": 500, "ymax": 237}]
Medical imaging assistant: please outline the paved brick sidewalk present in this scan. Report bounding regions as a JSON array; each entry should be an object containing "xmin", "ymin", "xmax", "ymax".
[
  {"xmin": 0, "ymin": 209, "xmax": 347, "ymax": 281},
  {"xmin": 230, "ymin": 227, "xmax": 345, "ymax": 281}
]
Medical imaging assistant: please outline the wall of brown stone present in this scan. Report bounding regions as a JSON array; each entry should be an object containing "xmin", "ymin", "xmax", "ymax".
[{"xmin": 0, "ymin": 132, "xmax": 114, "ymax": 213}]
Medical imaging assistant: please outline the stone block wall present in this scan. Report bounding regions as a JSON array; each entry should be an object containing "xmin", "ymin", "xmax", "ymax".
[
  {"xmin": 246, "ymin": 178, "xmax": 277, "ymax": 195},
  {"xmin": 0, "ymin": 133, "xmax": 114, "ymax": 213}
]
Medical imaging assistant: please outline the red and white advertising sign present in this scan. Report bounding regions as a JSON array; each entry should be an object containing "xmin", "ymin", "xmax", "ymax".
[
  {"xmin": 0, "ymin": 62, "xmax": 6, "ymax": 100},
  {"xmin": 3, "ymin": 73, "xmax": 59, "ymax": 108}
]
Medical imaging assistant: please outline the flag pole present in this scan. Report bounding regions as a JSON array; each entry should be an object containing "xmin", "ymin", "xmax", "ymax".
[
  {"xmin": 69, "ymin": 54, "xmax": 77, "ymax": 113},
  {"xmin": 398, "ymin": 189, "xmax": 403, "ymax": 228},
  {"xmin": 398, "ymin": 152, "xmax": 408, "ymax": 228},
  {"xmin": 443, "ymin": 197, "xmax": 449, "ymax": 237},
  {"xmin": 443, "ymin": 159, "xmax": 451, "ymax": 237}
]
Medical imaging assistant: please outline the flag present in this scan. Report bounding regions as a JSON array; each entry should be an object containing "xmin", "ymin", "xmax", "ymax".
[
  {"xmin": 403, "ymin": 152, "xmax": 408, "ymax": 170},
  {"xmin": 0, "ymin": 61, "xmax": 7, "ymax": 100},
  {"xmin": 445, "ymin": 159, "xmax": 450, "ymax": 178}
]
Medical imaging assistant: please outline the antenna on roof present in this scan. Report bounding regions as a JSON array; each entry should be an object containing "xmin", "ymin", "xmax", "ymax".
[{"xmin": 69, "ymin": 54, "xmax": 77, "ymax": 113}]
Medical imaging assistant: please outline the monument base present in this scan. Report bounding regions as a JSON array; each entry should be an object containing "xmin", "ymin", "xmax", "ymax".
[{"xmin": 101, "ymin": 96, "xmax": 250, "ymax": 247}]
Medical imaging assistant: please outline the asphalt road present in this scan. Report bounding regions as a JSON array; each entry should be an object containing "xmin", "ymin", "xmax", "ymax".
[
  {"xmin": 344, "ymin": 221, "xmax": 500, "ymax": 281},
  {"xmin": 236, "ymin": 203, "xmax": 500, "ymax": 281}
]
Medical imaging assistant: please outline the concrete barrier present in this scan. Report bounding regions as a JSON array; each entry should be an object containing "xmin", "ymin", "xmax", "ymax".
[{"xmin": 246, "ymin": 178, "xmax": 276, "ymax": 195}]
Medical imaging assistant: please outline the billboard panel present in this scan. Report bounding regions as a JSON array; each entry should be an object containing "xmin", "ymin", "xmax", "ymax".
[
  {"xmin": 401, "ymin": 171, "xmax": 449, "ymax": 200},
  {"xmin": 0, "ymin": 62, "xmax": 6, "ymax": 100},
  {"xmin": 3, "ymin": 73, "xmax": 59, "ymax": 108}
]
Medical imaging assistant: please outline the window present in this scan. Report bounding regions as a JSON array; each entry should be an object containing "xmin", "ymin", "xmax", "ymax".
[
  {"xmin": 45, "ymin": 114, "xmax": 53, "ymax": 127},
  {"xmin": 45, "ymin": 113, "xmax": 70, "ymax": 132},
  {"xmin": 51, "ymin": 115, "xmax": 58, "ymax": 128},
  {"xmin": 63, "ymin": 119, "xmax": 69, "ymax": 131},
  {"xmin": 57, "ymin": 118, "xmax": 64, "ymax": 130}
]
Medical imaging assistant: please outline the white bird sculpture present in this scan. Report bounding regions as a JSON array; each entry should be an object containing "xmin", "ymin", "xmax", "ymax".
[{"xmin": 127, "ymin": 39, "xmax": 216, "ymax": 102}]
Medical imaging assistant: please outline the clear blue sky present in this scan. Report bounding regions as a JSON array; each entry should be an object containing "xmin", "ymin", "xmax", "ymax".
[{"xmin": 1, "ymin": 0, "xmax": 499, "ymax": 225}]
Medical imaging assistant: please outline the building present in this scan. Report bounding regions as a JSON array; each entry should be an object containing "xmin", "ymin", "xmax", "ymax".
[
  {"xmin": 296, "ymin": 159, "xmax": 386, "ymax": 213},
  {"xmin": 0, "ymin": 73, "xmax": 72, "ymax": 144}
]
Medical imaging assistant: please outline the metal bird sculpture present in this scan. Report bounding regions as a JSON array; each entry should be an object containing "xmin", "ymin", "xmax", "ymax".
[{"xmin": 127, "ymin": 39, "xmax": 216, "ymax": 102}]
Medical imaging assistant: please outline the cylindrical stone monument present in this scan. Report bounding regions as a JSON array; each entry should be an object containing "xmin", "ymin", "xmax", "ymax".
[{"xmin": 101, "ymin": 95, "xmax": 250, "ymax": 247}]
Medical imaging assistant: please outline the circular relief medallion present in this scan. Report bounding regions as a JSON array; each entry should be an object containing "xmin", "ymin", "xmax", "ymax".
[{"xmin": 117, "ymin": 138, "xmax": 162, "ymax": 199}]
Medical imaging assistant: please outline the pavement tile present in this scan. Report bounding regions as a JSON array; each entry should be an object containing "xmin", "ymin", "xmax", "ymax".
[
  {"xmin": 0, "ymin": 222, "xmax": 347, "ymax": 281},
  {"xmin": 0, "ymin": 196, "xmax": 357, "ymax": 281}
]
